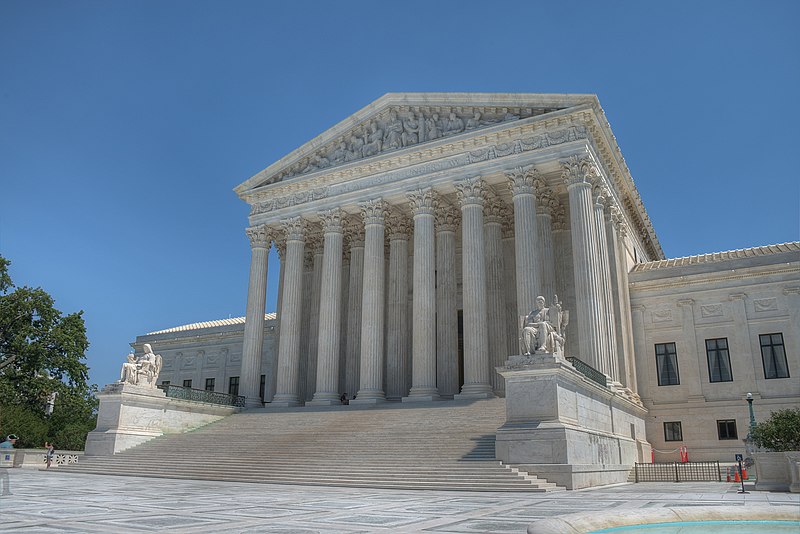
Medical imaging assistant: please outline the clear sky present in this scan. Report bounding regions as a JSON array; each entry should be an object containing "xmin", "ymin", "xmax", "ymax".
[{"xmin": 1, "ymin": 1, "xmax": 798, "ymax": 389}]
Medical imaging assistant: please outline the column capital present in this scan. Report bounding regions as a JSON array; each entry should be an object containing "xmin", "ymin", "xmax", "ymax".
[
  {"xmin": 593, "ymin": 183, "xmax": 611, "ymax": 208},
  {"xmin": 483, "ymin": 194, "xmax": 506, "ymax": 224},
  {"xmin": 319, "ymin": 207, "xmax": 345, "ymax": 234},
  {"xmin": 551, "ymin": 200, "xmax": 567, "ymax": 231},
  {"xmin": 407, "ymin": 188, "xmax": 437, "ymax": 216},
  {"xmin": 281, "ymin": 216, "xmax": 307, "ymax": 242},
  {"xmin": 345, "ymin": 217, "xmax": 365, "ymax": 247},
  {"xmin": 677, "ymin": 298, "xmax": 695, "ymax": 307},
  {"xmin": 609, "ymin": 205, "xmax": 629, "ymax": 237},
  {"xmin": 360, "ymin": 198, "xmax": 388, "ymax": 225},
  {"xmin": 246, "ymin": 224, "xmax": 273, "ymax": 249},
  {"xmin": 455, "ymin": 176, "xmax": 485, "ymax": 207},
  {"xmin": 274, "ymin": 234, "xmax": 287, "ymax": 259},
  {"xmin": 306, "ymin": 230, "xmax": 324, "ymax": 254},
  {"xmin": 561, "ymin": 155, "xmax": 599, "ymax": 188},
  {"xmin": 500, "ymin": 207, "xmax": 515, "ymax": 238},
  {"xmin": 535, "ymin": 181, "xmax": 555, "ymax": 213},
  {"xmin": 506, "ymin": 165, "xmax": 538, "ymax": 196},
  {"xmin": 434, "ymin": 201, "xmax": 459, "ymax": 232},
  {"xmin": 386, "ymin": 209, "xmax": 412, "ymax": 240}
]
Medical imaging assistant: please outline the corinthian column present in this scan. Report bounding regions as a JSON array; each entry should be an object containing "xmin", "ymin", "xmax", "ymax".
[
  {"xmin": 455, "ymin": 177, "xmax": 493, "ymax": 399},
  {"xmin": 386, "ymin": 210, "xmax": 411, "ymax": 400},
  {"xmin": 435, "ymin": 202, "xmax": 459, "ymax": 397},
  {"xmin": 507, "ymin": 166, "xmax": 540, "ymax": 319},
  {"xmin": 304, "ymin": 231, "xmax": 324, "ymax": 401},
  {"xmin": 608, "ymin": 206, "xmax": 637, "ymax": 391},
  {"xmin": 593, "ymin": 185, "xmax": 619, "ymax": 383},
  {"xmin": 483, "ymin": 193, "xmax": 509, "ymax": 395},
  {"xmin": 562, "ymin": 155, "xmax": 605, "ymax": 373},
  {"xmin": 501, "ymin": 209, "xmax": 518, "ymax": 357},
  {"xmin": 535, "ymin": 181, "xmax": 557, "ymax": 304},
  {"xmin": 344, "ymin": 220, "xmax": 364, "ymax": 398},
  {"xmin": 240, "ymin": 224, "xmax": 272, "ymax": 407},
  {"xmin": 404, "ymin": 189, "xmax": 440, "ymax": 402},
  {"xmin": 353, "ymin": 199, "xmax": 387, "ymax": 403},
  {"xmin": 272, "ymin": 217, "xmax": 306, "ymax": 406},
  {"xmin": 309, "ymin": 208, "xmax": 345, "ymax": 405},
  {"xmin": 270, "ymin": 236, "xmax": 286, "ymax": 401}
]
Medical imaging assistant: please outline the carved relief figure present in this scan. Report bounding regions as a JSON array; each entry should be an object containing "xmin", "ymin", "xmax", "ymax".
[
  {"xmin": 401, "ymin": 113, "xmax": 420, "ymax": 146},
  {"xmin": 466, "ymin": 111, "xmax": 482, "ymax": 130},
  {"xmin": 119, "ymin": 343, "xmax": 163, "ymax": 387},
  {"xmin": 443, "ymin": 112, "xmax": 465, "ymax": 136},
  {"xmin": 362, "ymin": 122, "xmax": 383, "ymax": 157},
  {"xmin": 425, "ymin": 113, "xmax": 442, "ymax": 141},
  {"xmin": 383, "ymin": 111, "xmax": 404, "ymax": 150},
  {"xmin": 346, "ymin": 134, "xmax": 363, "ymax": 162},
  {"xmin": 331, "ymin": 141, "xmax": 348, "ymax": 163},
  {"xmin": 521, "ymin": 296, "xmax": 569, "ymax": 357}
]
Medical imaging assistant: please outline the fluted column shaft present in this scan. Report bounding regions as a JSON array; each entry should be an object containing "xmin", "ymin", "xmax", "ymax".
[
  {"xmin": 455, "ymin": 178, "xmax": 493, "ymax": 398},
  {"xmin": 386, "ymin": 213, "xmax": 410, "ymax": 400},
  {"xmin": 270, "ymin": 238, "xmax": 286, "ymax": 401},
  {"xmin": 593, "ymin": 188, "xmax": 619, "ymax": 382},
  {"xmin": 484, "ymin": 199, "xmax": 508, "ymax": 395},
  {"xmin": 305, "ymin": 241, "xmax": 324, "ymax": 400},
  {"xmin": 435, "ymin": 205, "xmax": 459, "ymax": 397},
  {"xmin": 273, "ymin": 217, "xmax": 306, "ymax": 406},
  {"xmin": 405, "ymin": 189, "xmax": 440, "ymax": 401},
  {"xmin": 354, "ymin": 199, "xmax": 387, "ymax": 403},
  {"xmin": 344, "ymin": 227, "xmax": 364, "ymax": 398},
  {"xmin": 536, "ymin": 190, "xmax": 557, "ymax": 303},
  {"xmin": 241, "ymin": 225, "xmax": 272, "ymax": 407},
  {"xmin": 507, "ymin": 167, "xmax": 540, "ymax": 319},
  {"xmin": 501, "ymin": 214, "xmax": 518, "ymax": 357},
  {"xmin": 562, "ymin": 156, "xmax": 605, "ymax": 373},
  {"xmin": 608, "ymin": 208, "xmax": 638, "ymax": 390},
  {"xmin": 310, "ymin": 209, "xmax": 345, "ymax": 405}
]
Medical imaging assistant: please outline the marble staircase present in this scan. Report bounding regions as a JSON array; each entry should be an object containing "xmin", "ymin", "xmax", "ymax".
[{"xmin": 66, "ymin": 397, "xmax": 564, "ymax": 492}]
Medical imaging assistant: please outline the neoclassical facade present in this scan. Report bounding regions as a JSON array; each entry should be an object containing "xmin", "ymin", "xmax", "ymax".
[
  {"xmin": 232, "ymin": 93, "xmax": 658, "ymax": 407},
  {"xmin": 136, "ymin": 94, "xmax": 798, "ymax": 465}
]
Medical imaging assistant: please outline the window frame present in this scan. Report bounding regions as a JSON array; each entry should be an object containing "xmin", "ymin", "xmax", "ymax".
[
  {"xmin": 205, "ymin": 378, "xmax": 215, "ymax": 392},
  {"xmin": 663, "ymin": 421, "xmax": 683, "ymax": 442},
  {"xmin": 705, "ymin": 337, "xmax": 733, "ymax": 383},
  {"xmin": 760, "ymin": 333, "xmax": 790, "ymax": 379},
  {"xmin": 182, "ymin": 379, "xmax": 192, "ymax": 389},
  {"xmin": 717, "ymin": 419, "xmax": 738, "ymax": 440},
  {"xmin": 655, "ymin": 342, "xmax": 680, "ymax": 386},
  {"xmin": 229, "ymin": 376, "xmax": 240, "ymax": 396}
]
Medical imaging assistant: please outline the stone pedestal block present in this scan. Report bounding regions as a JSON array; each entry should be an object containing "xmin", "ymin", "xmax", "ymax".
[
  {"xmin": 84, "ymin": 383, "xmax": 237, "ymax": 456},
  {"xmin": 495, "ymin": 354, "xmax": 650, "ymax": 489}
]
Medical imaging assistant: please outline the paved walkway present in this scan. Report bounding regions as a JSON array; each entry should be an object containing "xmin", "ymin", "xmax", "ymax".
[{"xmin": 0, "ymin": 469, "xmax": 797, "ymax": 533}]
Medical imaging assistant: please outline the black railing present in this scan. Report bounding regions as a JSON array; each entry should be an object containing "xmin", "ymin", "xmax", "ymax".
[
  {"xmin": 566, "ymin": 357, "xmax": 607, "ymax": 387},
  {"xmin": 634, "ymin": 462, "xmax": 721, "ymax": 482},
  {"xmin": 158, "ymin": 384, "xmax": 246, "ymax": 408}
]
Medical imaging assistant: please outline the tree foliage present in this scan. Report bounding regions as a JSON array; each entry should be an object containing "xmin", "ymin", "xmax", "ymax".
[
  {"xmin": 751, "ymin": 408, "xmax": 800, "ymax": 452},
  {"xmin": 0, "ymin": 256, "xmax": 97, "ymax": 449}
]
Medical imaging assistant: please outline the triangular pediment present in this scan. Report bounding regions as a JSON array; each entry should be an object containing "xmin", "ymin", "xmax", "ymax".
[{"xmin": 235, "ymin": 93, "xmax": 597, "ymax": 195}]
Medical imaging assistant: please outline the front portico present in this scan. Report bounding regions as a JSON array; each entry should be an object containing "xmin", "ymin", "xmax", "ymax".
[{"xmin": 234, "ymin": 93, "xmax": 661, "ymax": 409}]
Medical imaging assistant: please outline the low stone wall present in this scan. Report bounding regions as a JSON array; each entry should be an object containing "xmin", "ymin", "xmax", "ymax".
[
  {"xmin": 754, "ymin": 451, "xmax": 800, "ymax": 492},
  {"xmin": 13, "ymin": 449, "xmax": 82, "ymax": 469},
  {"xmin": 84, "ymin": 383, "xmax": 238, "ymax": 456},
  {"xmin": 496, "ymin": 353, "xmax": 651, "ymax": 489}
]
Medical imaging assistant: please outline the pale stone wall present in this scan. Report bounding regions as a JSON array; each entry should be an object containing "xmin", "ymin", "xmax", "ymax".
[{"xmin": 629, "ymin": 246, "xmax": 800, "ymax": 462}]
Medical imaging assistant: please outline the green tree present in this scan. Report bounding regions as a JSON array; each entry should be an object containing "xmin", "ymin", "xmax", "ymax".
[
  {"xmin": 0, "ymin": 256, "xmax": 97, "ymax": 449},
  {"xmin": 751, "ymin": 408, "xmax": 800, "ymax": 452}
]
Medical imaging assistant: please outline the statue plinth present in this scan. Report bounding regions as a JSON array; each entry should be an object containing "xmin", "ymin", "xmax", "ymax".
[{"xmin": 495, "ymin": 353, "xmax": 651, "ymax": 490}]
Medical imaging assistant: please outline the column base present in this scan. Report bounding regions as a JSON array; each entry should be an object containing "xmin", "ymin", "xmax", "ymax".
[
  {"xmin": 270, "ymin": 394, "xmax": 302, "ymax": 407},
  {"xmin": 306, "ymin": 392, "xmax": 341, "ymax": 407},
  {"xmin": 403, "ymin": 386, "xmax": 441, "ymax": 402},
  {"xmin": 351, "ymin": 390, "xmax": 386, "ymax": 405},
  {"xmin": 455, "ymin": 383, "xmax": 494, "ymax": 399},
  {"xmin": 244, "ymin": 397, "xmax": 264, "ymax": 409}
]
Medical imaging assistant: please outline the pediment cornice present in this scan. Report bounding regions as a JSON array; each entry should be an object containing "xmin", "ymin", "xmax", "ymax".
[{"xmin": 236, "ymin": 93, "xmax": 664, "ymax": 260}]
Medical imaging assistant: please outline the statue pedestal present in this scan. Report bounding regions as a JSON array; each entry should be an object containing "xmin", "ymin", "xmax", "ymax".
[
  {"xmin": 84, "ymin": 383, "xmax": 237, "ymax": 456},
  {"xmin": 496, "ymin": 354, "xmax": 651, "ymax": 490}
]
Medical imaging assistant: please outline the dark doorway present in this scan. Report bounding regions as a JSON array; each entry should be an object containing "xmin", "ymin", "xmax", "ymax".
[{"xmin": 457, "ymin": 310, "xmax": 464, "ymax": 390}]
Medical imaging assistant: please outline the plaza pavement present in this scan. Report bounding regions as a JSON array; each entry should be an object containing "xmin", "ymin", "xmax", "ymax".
[{"xmin": 0, "ymin": 468, "xmax": 797, "ymax": 533}]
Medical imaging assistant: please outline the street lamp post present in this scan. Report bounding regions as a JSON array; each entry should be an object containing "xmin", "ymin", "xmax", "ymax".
[{"xmin": 746, "ymin": 392, "xmax": 756, "ymax": 438}]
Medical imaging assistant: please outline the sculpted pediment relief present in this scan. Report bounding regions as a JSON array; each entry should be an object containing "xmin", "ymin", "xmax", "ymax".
[{"xmin": 238, "ymin": 94, "xmax": 596, "ymax": 193}]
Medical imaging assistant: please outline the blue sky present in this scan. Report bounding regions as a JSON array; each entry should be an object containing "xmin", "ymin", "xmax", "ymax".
[{"xmin": 1, "ymin": 1, "xmax": 798, "ymax": 388}]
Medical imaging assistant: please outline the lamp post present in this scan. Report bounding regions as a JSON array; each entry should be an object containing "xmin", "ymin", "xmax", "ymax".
[{"xmin": 746, "ymin": 392, "xmax": 756, "ymax": 437}]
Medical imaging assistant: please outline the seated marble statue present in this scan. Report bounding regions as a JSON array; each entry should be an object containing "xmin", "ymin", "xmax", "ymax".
[
  {"xmin": 119, "ymin": 343, "xmax": 163, "ymax": 387},
  {"xmin": 521, "ymin": 295, "xmax": 569, "ymax": 357}
]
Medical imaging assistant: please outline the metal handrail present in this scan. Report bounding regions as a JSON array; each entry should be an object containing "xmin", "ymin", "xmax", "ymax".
[
  {"xmin": 566, "ymin": 356, "xmax": 607, "ymax": 387},
  {"xmin": 157, "ymin": 384, "xmax": 245, "ymax": 408}
]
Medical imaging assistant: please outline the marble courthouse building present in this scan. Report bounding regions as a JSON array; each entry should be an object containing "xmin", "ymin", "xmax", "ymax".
[{"xmin": 138, "ymin": 93, "xmax": 799, "ymax": 464}]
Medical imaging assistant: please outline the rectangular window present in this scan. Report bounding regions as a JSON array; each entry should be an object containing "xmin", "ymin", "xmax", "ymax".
[
  {"xmin": 664, "ymin": 421, "xmax": 683, "ymax": 442},
  {"xmin": 760, "ymin": 333, "xmax": 790, "ymax": 379},
  {"xmin": 205, "ymin": 378, "xmax": 215, "ymax": 391},
  {"xmin": 182, "ymin": 379, "xmax": 192, "ymax": 388},
  {"xmin": 706, "ymin": 338, "xmax": 733, "ymax": 382},
  {"xmin": 655, "ymin": 343, "xmax": 680, "ymax": 385},
  {"xmin": 259, "ymin": 374, "xmax": 266, "ymax": 401},
  {"xmin": 161, "ymin": 380, "xmax": 170, "ymax": 386},
  {"xmin": 717, "ymin": 420, "xmax": 738, "ymax": 440},
  {"xmin": 229, "ymin": 376, "xmax": 239, "ymax": 396}
]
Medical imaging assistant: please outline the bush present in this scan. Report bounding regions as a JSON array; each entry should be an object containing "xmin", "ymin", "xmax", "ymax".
[{"xmin": 751, "ymin": 408, "xmax": 800, "ymax": 452}]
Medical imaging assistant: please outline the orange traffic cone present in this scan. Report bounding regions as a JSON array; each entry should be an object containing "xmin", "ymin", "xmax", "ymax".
[
  {"xmin": 734, "ymin": 469, "xmax": 741, "ymax": 483},
  {"xmin": 726, "ymin": 467, "xmax": 731, "ymax": 482},
  {"xmin": 743, "ymin": 468, "xmax": 748, "ymax": 480}
]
